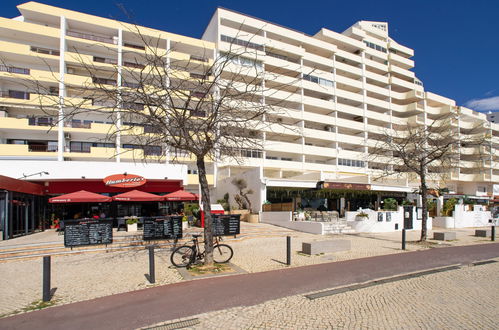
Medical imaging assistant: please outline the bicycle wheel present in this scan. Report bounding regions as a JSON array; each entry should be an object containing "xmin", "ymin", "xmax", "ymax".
[
  {"xmin": 212, "ymin": 244, "xmax": 233, "ymax": 263},
  {"xmin": 170, "ymin": 245, "xmax": 195, "ymax": 268}
]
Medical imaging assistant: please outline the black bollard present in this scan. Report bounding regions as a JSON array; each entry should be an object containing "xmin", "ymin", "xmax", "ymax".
[
  {"xmin": 492, "ymin": 226, "xmax": 495, "ymax": 242},
  {"xmin": 42, "ymin": 256, "xmax": 51, "ymax": 302},
  {"xmin": 402, "ymin": 229, "xmax": 406, "ymax": 250},
  {"xmin": 148, "ymin": 246, "xmax": 155, "ymax": 284},
  {"xmin": 286, "ymin": 236, "xmax": 291, "ymax": 266}
]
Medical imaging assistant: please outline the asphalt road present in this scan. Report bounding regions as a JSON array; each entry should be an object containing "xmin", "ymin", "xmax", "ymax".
[{"xmin": 1, "ymin": 243, "xmax": 498, "ymax": 330}]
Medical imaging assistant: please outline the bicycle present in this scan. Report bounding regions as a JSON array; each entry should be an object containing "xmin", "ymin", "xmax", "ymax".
[{"xmin": 170, "ymin": 234, "xmax": 233, "ymax": 268}]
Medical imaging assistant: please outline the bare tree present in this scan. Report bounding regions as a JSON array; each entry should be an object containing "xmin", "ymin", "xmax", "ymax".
[
  {"xmin": 11, "ymin": 24, "xmax": 302, "ymax": 265},
  {"xmin": 369, "ymin": 112, "xmax": 489, "ymax": 241}
]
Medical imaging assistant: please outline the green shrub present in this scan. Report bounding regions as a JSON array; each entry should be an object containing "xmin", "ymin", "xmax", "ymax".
[
  {"xmin": 383, "ymin": 198, "xmax": 398, "ymax": 211},
  {"xmin": 442, "ymin": 198, "xmax": 457, "ymax": 216}
]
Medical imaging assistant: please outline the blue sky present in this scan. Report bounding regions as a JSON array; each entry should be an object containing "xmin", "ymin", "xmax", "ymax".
[{"xmin": 2, "ymin": 0, "xmax": 498, "ymax": 112}]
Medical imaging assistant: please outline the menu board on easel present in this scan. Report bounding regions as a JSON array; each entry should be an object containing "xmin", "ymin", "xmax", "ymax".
[
  {"xmin": 64, "ymin": 219, "xmax": 113, "ymax": 247},
  {"xmin": 212, "ymin": 214, "xmax": 240, "ymax": 236},
  {"xmin": 143, "ymin": 216, "xmax": 182, "ymax": 240}
]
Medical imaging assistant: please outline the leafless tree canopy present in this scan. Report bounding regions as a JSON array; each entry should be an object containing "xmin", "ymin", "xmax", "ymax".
[{"xmin": 369, "ymin": 112, "xmax": 489, "ymax": 240}]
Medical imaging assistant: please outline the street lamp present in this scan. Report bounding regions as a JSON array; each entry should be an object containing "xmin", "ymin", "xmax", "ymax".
[{"xmin": 18, "ymin": 171, "xmax": 49, "ymax": 179}]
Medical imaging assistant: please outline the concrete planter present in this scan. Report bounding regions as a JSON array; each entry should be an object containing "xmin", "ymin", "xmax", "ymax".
[
  {"xmin": 127, "ymin": 223, "xmax": 138, "ymax": 232},
  {"xmin": 248, "ymin": 214, "xmax": 259, "ymax": 223},
  {"xmin": 230, "ymin": 209, "xmax": 250, "ymax": 222},
  {"xmin": 182, "ymin": 221, "xmax": 188, "ymax": 230}
]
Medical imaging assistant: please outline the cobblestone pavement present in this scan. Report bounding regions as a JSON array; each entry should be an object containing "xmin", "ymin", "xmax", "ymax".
[
  {"xmin": 180, "ymin": 260, "xmax": 499, "ymax": 329},
  {"xmin": 0, "ymin": 222, "xmax": 495, "ymax": 317}
]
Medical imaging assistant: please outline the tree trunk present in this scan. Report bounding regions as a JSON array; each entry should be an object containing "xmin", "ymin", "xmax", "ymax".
[
  {"xmin": 420, "ymin": 169, "xmax": 428, "ymax": 242},
  {"xmin": 196, "ymin": 157, "xmax": 214, "ymax": 265}
]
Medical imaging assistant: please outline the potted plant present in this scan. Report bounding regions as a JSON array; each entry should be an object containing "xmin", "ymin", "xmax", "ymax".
[
  {"xmin": 182, "ymin": 215, "xmax": 189, "ymax": 230},
  {"xmin": 126, "ymin": 217, "xmax": 139, "ymax": 232},
  {"xmin": 356, "ymin": 211, "xmax": 369, "ymax": 221}
]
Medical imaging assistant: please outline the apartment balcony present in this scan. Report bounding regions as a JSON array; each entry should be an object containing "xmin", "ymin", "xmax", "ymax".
[
  {"xmin": 263, "ymin": 158, "xmax": 304, "ymax": 171},
  {"xmin": 302, "ymin": 95, "xmax": 334, "ymax": 110},
  {"xmin": 335, "ymin": 75, "xmax": 363, "ymax": 90},
  {"xmin": 364, "ymin": 71, "xmax": 389, "ymax": 85},
  {"xmin": 336, "ymin": 103, "xmax": 363, "ymax": 117},
  {"xmin": 264, "ymin": 55, "xmax": 301, "ymax": 72},
  {"xmin": 387, "ymin": 41, "xmax": 414, "ymax": 58},
  {"xmin": 268, "ymin": 73, "xmax": 301, "ymax": 88},
  {"xmin": 390, "ymin": 76, "xmax": 415, "ymax": 90},
  {"xmin": 0, "ymin": 91, "xmax": 59, "ymax": 108},
  {"xmin": 303, "ymin": 145, "xmax": 337, "ymax": 158},
  {"xmin": 335, "ymin": 61, "xmax": 362, "ymax": 77},
  {"xmin": 303, "ymin": 52, "xmax": 334, "ymax": 69},
  {"xmin": 389, "ymin": 64, "xmax": 414, "ymax": 79},
  {"xmin": 0, "ymin": 17, "xmax": 60, "ymax": 41},
  {"xmin": 337, "ymin": 133, "xmax": 365, "ymax": 145},
  {"xmin": 303, "ymin": 162, "xmax": 336, "ymax": 172},
  {"xmin": 388, "ymin": 53, "xmax": 414, "ymax": 69},
  {"xmin": 365, "ymin": 84, "xmax": 390, "ymax": 96},
  {"xmin": 264, "ymin": 140, "xmax": 302, "ymax": 154},
  {"xmin": 364, "ymin": 58, "xmax": 388, "ymax": 72},
  {"xmin": 64, "ymin": 146, "xmax": 117, "ymax": 160},
  {"xmin": 303, "ymin": 127, "xmax": 335, "ymax": 140},
  {"xmin": 303, "ymin": 111, "xmax": 335, "ymax": 126},
  {"xmin": 336, "ymin": 89, "xmax": 364, "ymax": 104},
  {"xmin": 264, "ymin": 88, "xmax": 302, "ymax": 103},
  {"xmin": 266, "ymin": 38, "xmax": 305, "ymax": 58},
  {"xmin": 0, "ymin": 144, "xmax": 58, "ymax": 158},
  {"xmin": 336, "ymin": 117, "xmax": 364, "ymax": 131},
  {"xmin": 365, "ymin": 110, "xmax": 390, "ymax": 123}
]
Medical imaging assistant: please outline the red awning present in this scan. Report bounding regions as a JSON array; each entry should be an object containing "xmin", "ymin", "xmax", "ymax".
[
  {"xmin": 112, "ymin": 190, "xmax": 163, "ymax": 202},
  {"xmin": 49, "ymin": 190, "xmax": 112, "ymax": 203},
  {"xmin": 163, "ymin": 190, "xmax": 199, "ymax": 201}
]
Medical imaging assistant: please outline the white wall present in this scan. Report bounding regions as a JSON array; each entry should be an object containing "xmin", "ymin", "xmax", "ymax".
[
  {"xmin": 434, "ymin": 204, "xmax": 492, "ymax": 228},
  {"xmin": 346, "ymin": 207, "xmax": 432, "ymax": 233},
  {"xmin": 260, "ymin": 211, "xmax": 323, "ymax": 234},
  {"xmin": 214, "ymin": 167, "xmax": 263, "ymax": 212}
]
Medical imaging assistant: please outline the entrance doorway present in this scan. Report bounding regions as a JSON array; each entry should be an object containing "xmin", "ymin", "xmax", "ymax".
[{"xmin": 403, "ymin": 206, "xmax": 414, "ymax": 229}]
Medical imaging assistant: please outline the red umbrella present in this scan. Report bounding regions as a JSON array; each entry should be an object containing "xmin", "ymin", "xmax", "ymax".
[
  {"xmin": 49, "ymin": 190, "xmax": 111, "ymax": 203},
  {"xmin": 163, "ymin": 190, "xmax": 199, "ymax": 201},
  {"xmin": 112, "ymin": 190, "xmax": 163, "ymax": 202}
]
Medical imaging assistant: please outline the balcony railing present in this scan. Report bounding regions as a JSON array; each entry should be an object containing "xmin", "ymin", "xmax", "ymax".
[
  {"xmin": 0, "ymin": 90, "xmax": 30, "ymax": 100},
  {"xmin": 67, "ymin": 30, "xmax": 115, "ymax": 44},
  {"xmin": 28, "ymin": 144, "xmax": 57, "ymax": 152},
  {"xmin": 0, "ymin": 65, "xmax": 30, "ymax": 75},
  {"xmin": 190, "ymin": 55, "xmax": 208, "ymax": 63},
  {"xmin": 28, "ymin": 117, "xmax": 55, "ymax": 126},
  {"xmin": 123, "ymin": 62, "xmax": 145, "ymax": 69}
]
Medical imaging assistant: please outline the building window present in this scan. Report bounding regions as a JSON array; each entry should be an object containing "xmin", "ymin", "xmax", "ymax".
[
  {"xmin": 303, "ymin": 74, "xmax": 333, "ymax": 88},
  {"xmin": 220, "ymin": 52, "xmax": 263, "ymax": 70},
  {"xmin": 363, "ymin": 41, "xmax": 387, "ymax": 53},
  {"xmin": 338, "ymin": 158, "xmax": 365, "ymax": 168},
  {"xmin": 30, "ymin": 46, "xmax": 60, "ymax": 56},
  {"xmin": 0, "ymin": 65, "xmax": 30, "ymax": 75},
  {"xmin": 220, "ymin": 35, "xmax": 264, "ymax": 51}
]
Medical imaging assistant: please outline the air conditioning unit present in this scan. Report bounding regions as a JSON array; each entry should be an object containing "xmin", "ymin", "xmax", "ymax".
[
  {"xmin": 64, "ymin": 133, "xmax": 71, "ymax": 140},
  {"xmin": 324, "ymin": 125, "xmax": 334, "ymax": 132}
]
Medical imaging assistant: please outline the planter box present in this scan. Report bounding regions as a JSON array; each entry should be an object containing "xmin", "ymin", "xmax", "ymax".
[
  {"xmin": 302, "ymin": 240, "xmax": 351, "ymax": 255},
  {"xmin": 182, "ymin": 221, "xmax": 188, "ymax": 230},
  {"xmin": 248, "ymin": 214, "xmax": 259, "ymax": 223},
  {"xmin": 433, "ymin": 232, "xmax": 456, "ymax": 241},
  {"xmin": 230, "ymin": 209, "xmax": 250, "ymax": 222},
  {"xmin": 127, "ymin": 223, "xmax": 138, "ymax": 232}
]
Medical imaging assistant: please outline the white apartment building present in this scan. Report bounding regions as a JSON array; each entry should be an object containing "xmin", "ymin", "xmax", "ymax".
[
  {"xmin": 0, "ymin": 3, "xmax": 497, "ymax": 230},
  {"xmin": 202, "ymin": 8, "xmax": 498, "ymax": 210}
]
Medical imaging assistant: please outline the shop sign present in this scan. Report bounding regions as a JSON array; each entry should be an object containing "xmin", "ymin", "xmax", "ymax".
[
  {"xmin": 323, "ymin": 182, "xmax": 371, "ymax": 190},
  {"xmin": 103, "ymin": 174, "xmax": 146, "ymax": 188}
]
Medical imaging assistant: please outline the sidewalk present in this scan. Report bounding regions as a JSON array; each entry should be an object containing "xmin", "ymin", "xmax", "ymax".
[
  {"xmin": 0, "ymin": 223, "xmax": 496, "ymax": 317},
  {"xmin": 1, "ymin": 243, "xmax": 498, "ymax": 330}
]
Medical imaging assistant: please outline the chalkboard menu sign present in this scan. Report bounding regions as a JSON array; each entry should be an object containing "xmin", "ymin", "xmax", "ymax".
[
  {"xmin": 143, "ymin": 216, "xmax": 183, "ymax": 240},
  {"xmin": 212, "ymin": 214, "xmax": 240, "ymax": 236},
  {"xmin": 64, "ymin": 219, "xmax": 113, "ymax": 247}
]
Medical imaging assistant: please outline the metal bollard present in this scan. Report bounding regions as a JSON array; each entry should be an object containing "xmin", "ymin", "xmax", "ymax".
[
  {"xmin": 492, "ymin": 226, "xmax": 495, "ymax": 242},
  {"xmin": 402, "ymin": 229, "xmax": 406, "ymax": 250},
  {"xmin": 286, "ymin": 236, "xmax": 291, "ymax": 266},
  {"xmin": 42, "ymin": 256, "xmax": 51, "ymax": 302},
  {"xmin": 148, "ymin": 245, "xmax": 155, "ymax": 284}
]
